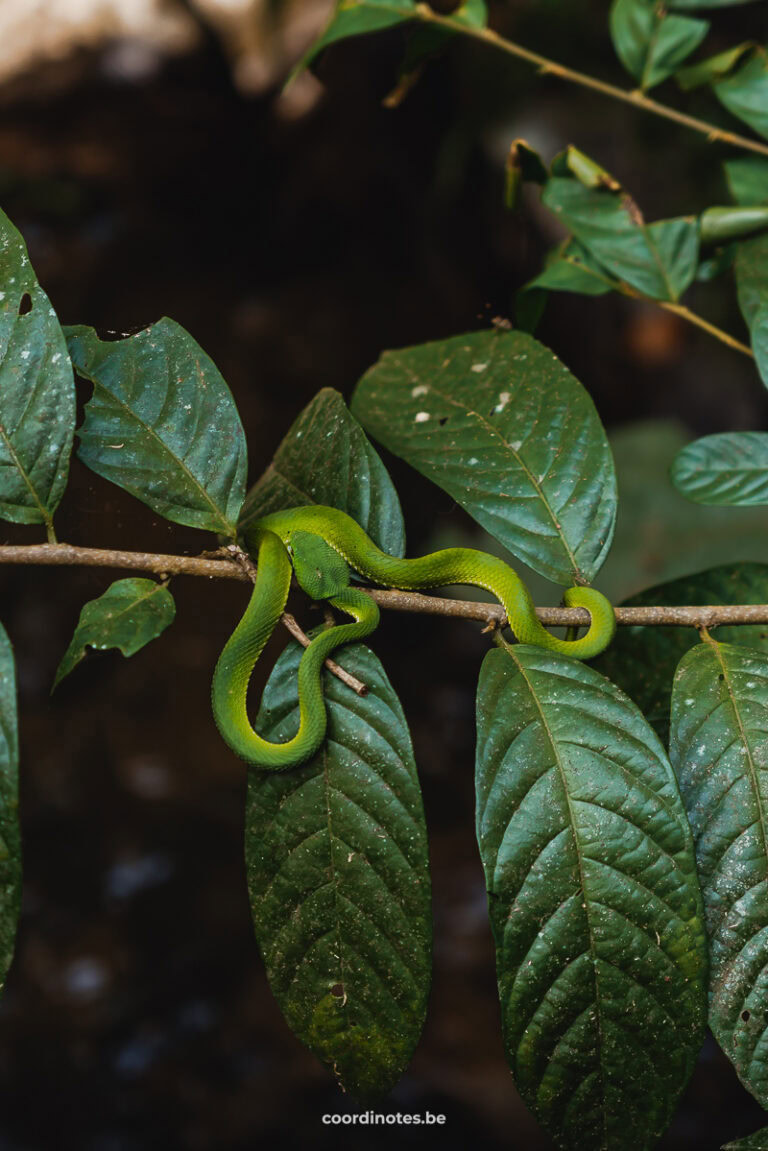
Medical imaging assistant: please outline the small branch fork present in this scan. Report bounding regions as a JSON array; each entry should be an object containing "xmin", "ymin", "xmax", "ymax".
[{"xmin": 2, "ymin": 542, "xmax": 768, "ymax": 629}]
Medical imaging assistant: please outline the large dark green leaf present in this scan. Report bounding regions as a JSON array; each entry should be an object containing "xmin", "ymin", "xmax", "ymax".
[
  {"xmin": 66, "ymin": 320, "xmax": 247, "ymax": 536},
  {"xmin": 671, "ymin": 640, "xmax": 768, "ymax": 1106},
  {"xmin": 246, "ymin": 638, "xmax": 431, "ymax": 1098},
  {"xmin": 0, "ymin": 207, "xmax": 75, "ymax": 537},
  {"xmin": 238, "ymin": 387, "xmax": 405, "ymax": 557},
  {"xmin": 351, "ymin": 329, "xmax": 617, "ymax": 586},
  {"xmin": 476, "ymin": 645, "xmax": 707, "ymax": 1151},
  {"xmin": 0, "ymin": 623, "xmax": 20, "ymax": 993},
  {"xmin": 53, "ymin": 578, "xmax": 176, "ymax": 690},
  {"xmin": 724, "ymin": 1129, "xmax": 768, "ymax": 1150},
  {"xmin": 541, "ymin": 176, "xmax": 699, "ymax": 301},
  {"xmin": 671, "ymin": 432, "xmax": 768, "ymax": 505},
  {"xmin": 594, "ymin": 562, "xmax": 768, "ymax": 742},
  {"xmin": 714, "ymin": 46, "xmax": 768, "ymax": 142},
  {"xmin": 610, "ymin": 0, "xmax": 709, "ymax": 90}
]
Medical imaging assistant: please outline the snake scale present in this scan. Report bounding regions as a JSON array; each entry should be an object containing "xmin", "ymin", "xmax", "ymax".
[{"xmin": 211, "ymin": 505, "xmax": 616, "ymax": 770}]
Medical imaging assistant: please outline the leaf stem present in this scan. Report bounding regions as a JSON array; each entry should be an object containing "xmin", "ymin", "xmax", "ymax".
[
  {"xmin": 3, "ymin": 541, "xmax": 768, "ymax": 628},
  {"xmin": 420, "ymin": 6, "xmax": 768, "ymax": 158},
  {"xmin": 656, "ymin": 301, "xmax": 754, "ymax": 358}
]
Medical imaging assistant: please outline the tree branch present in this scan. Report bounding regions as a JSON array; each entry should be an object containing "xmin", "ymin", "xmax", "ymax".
[
  {"xmin": 2, "ymin": 542, "xmax": 768, "ymax": 629},
  {"xmin": 421, "ymin": 6, "xmax": 768, "ymax": 158}
]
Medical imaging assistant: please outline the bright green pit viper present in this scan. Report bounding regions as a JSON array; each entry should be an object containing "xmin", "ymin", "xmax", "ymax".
[{"xmin": 211, "ymin": 505, "xmax": 616, "ymax": 770}]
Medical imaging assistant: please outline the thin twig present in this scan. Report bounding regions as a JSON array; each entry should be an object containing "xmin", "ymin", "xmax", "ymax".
[
  {"xmin": 222, "ymin": 542, "xmax": 368, "ymax": 694},
  {"xmin": 657, "ymin": 302, "xmax": 754, "ymax": 358},
  {"xmin": 2, "ymin": 542, "xmax": 768, "ymax": 628},
  {"xmin": 418, "ymin": 6, "xmax": 768, "ymax": 158},
  {"xmin": 281, "ymin": 611, "xmax": 368, "ymax": 696}
]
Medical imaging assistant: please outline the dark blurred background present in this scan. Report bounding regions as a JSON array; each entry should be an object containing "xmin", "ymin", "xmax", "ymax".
[{"xmin": 1, "ymin": 0, "xmax": 768, "ymax": 1147}]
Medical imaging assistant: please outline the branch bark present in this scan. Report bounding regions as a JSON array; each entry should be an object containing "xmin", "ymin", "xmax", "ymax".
[{"xmin": 1, "ymin": 542, "xmax": 768, "ymax": 629}]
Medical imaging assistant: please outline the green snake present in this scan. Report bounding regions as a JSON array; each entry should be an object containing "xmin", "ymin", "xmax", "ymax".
[{"xmin": 211, "ymin": 505, "xmax": 616, "ymax": 771}]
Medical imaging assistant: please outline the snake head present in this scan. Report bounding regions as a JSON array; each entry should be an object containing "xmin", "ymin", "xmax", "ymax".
[{"xmin": 286, "ymin": 530, "xmax": 351, "ymax": 601}]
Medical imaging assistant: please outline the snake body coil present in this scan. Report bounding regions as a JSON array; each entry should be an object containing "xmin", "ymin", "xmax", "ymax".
[{"xmin": 211, "ymin": 505, "xmax": 616, "ymax": 771}]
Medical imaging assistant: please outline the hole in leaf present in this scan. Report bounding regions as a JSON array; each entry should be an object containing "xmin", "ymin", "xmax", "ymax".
[
  {"xmin": 742, "ymin": 1010, "xmax": 751, "ymax": 1022},
  {"xmin": 18, "ymin": 293, "xmax": 32, "ymax": 315},
  {"xmin": 718, "ymin": 674, "xmax": 725, "ymax": 682},
  {"xmin": 330, "ymin": 983, "xmax": 344, "ymax": 998},
  {"xmin": 438, "ymin": 417, "xmax": 448, "ymax": 426}
]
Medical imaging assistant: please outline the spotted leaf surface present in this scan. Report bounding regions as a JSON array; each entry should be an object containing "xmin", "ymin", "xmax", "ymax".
[
  {"xmin": 671, "ymin": 641, "xmax": 768, "ymax": 1107},
  {"xmin": 0, "ymin": 207, "xmax": 74, "ymax": 533},
  {"xmin": 246, "ymin": 639, "xmax": 431, "ymax": 1098},
  {"xmin": 476, "ymin": 646, "xmax": 707, "ymax": 1150},
  {"xmin": 351, "ymin": 329, "xmax": 617, "ymax": 586}
]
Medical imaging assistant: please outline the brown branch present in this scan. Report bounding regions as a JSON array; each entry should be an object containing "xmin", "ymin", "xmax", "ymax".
[
  {"xmin": 419, "ymin": 7, "xmax": 768, "ymax": 159},
  {"xmin": 1, "ymin": 542, "xmax": 768, "ymax": 629},
  {"xmin": 281, "ymin": 611, "xmax": 368, "ymax": 696}
]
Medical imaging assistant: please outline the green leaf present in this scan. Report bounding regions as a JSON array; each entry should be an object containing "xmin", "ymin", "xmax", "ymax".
[
  {"xmin": 297, "ymin": 0, "xmax": 418, "ymax": 75},
  {"xmin": 676, "ymin": 43, "xmax": 753, "ymax": 89},
  {"xmin": 0, "ymin": 623, "xmax": 20, "ymax": 993},
  {"xmin": 66, "ymin": 320, "xmax": 247, "ymax": 536},
  {"xmin": 350, "ymin": 328, "xmax": 617, "ymax": 586},
  {"xmin": 700, "ymin": 206, "xmax": 768, "ymax": 244},
  {"xmin": 238, "ymin": 387, "xmax": 405, "ymax": 557},
  {"xmin": 476, "ymin": 645, "xmax": 707, "ymax": 1151},
  {"xmin": 598, "ymin": 421, "xmax": 768, "ymax": 605},
  {"xmin": 736, "ymin": 231, "xmax": 768, "ymax": 327},
  {"xmin": 610, "ymin": 0, "xmax": 709, "ymax": 90},
  {"xmin": 541, "ymin": 174, "xmax": 699, "ymax": 301},
  {"xmin": 524, "ymin": 239, "xmax": 618, "ymax": 297},
  {"xmin": 0, "ymin": 207, "xmax": 75, "ymax": 535},
  {"xmin": 725, "ymin": 157, "xmax": 768, "ymax": 205},
  {"xmin": 672, "ymin": 432, "xmax": 768, "ymax": 505},
  {"xmin": 246, "ymin": 638, "xmax": 431, "ymax": 1098},
  {"xmin": 724, "ymin": 1127, "xmax": 768, "ymax": 1150},
  {"xmin": 594, "ymin": 562, "xmax": 768, "ymax": 743},
  {"xmin": 670, "ymin": 640, "xmax": 768, "ymax": 1107},
  {"xmin": 714, "ymin": 46, "xmax": 768, "ymax": 142},
  {"xmin": 54, "ymin": 578, "xmax": 176, "ymax": 690}
]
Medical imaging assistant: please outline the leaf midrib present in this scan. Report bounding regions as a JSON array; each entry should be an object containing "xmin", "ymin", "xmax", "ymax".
[
  {"xmin": 509, "ymin": 650, "xmax": 608, "ymax": 1147},
  {"xmin": 88, "ymin": 374, "xmax": 233, "ymax": 536}
]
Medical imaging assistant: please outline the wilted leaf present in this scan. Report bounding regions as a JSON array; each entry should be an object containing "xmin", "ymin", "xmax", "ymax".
[
  {"xmin": 54, "ymin": 578, "xmax": 176, "ymax": 689},
  {"xmin": 351, "ymin": 328, "xmax": 617, "ymax": 585},
  {"xmin": 246, "ymin": 638, "xmax": 431, "ymax": 1098},
  {"xmin": 0, "ymin": 207, "xmax": 75, "ymax": 536},
  {"xmin": 477, "ymin": 645, "xmax": 707, "ymax": 1150},
  {"xmin": 594, "ymin": 562, "xmax": 768, "ymax": 742},
  {"xmin": 0, "ymin": 623, "xmax": 20, "ymax": 993},
  {"xmin": 671, "ymin": 640, "xmax": 768, "ymax": 1106},
  {"xmin": 238, "ymin": 387, "xmax": 404, "ymax": 557},
  {"xmin": 672, "ymin": 432, "xmax": 768, "ymax": 505},
  {"xmin": 67, "ymin": 320, "xmax": 247, "ymax": 536},
  {"xmin": 542, "ymin": 172, "xmax": 699, "ymax": 301},
  {"xmin": 610, "ymin": 0, "xmax": 709, "ymax": 89}
]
